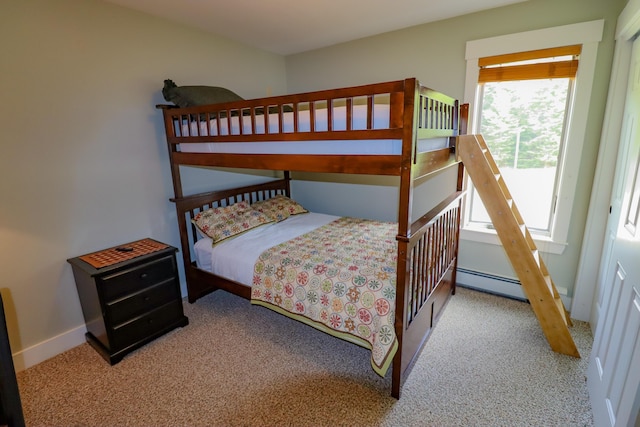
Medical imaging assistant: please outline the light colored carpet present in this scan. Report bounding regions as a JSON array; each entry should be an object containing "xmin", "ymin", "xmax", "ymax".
[{"xmin": 17, "ymin": 286, "xmax": 594, "ymax": 426}]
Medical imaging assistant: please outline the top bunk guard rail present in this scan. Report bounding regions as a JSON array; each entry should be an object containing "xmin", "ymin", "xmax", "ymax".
[
  {"xmin": 162, "ymin": 80, "xmax": 406, "ymax": 142},
  {"xmin": 158, "ymin": 78, "xmax": 460, "ymax": 180}
]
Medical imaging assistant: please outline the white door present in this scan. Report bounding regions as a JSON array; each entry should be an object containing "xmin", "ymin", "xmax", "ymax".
[{"xmin": 587, "ymin": 36, "xmax": 640, "ymax": 427}]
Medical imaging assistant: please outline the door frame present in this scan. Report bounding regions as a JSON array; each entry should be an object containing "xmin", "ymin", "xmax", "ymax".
[{"xmin": 572, "ymin": 0, "xmax": 640, "ymax": 325}]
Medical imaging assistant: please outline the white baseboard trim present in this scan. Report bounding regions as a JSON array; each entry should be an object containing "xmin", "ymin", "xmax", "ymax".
[
  {"xmin": 456, "ymin": 268, "xmax": 572, "ymax": 309},
  {"xmin": 12, "ymin": 325, "xmax": 86, "ymax": 373}
]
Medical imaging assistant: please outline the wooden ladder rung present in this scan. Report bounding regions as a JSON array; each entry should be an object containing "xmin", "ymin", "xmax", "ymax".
[
  {"xmin": 554, "ymin": 295, "xmax": 570, "ymax": 326},
  {"xmin": 532, "ymin": 249, "xmax": 541, "ymax": 267},
  {"xmin": 543, "ymin": 274, "xmax": 555, "ymax": 297}
]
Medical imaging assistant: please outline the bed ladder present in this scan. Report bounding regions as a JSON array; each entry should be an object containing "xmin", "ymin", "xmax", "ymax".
[{"xmin": 457, "ymin": 134, "xmax": 580, "ymax": 358}]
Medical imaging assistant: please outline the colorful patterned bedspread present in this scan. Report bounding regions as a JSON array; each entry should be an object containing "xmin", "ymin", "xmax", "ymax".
[{"xmin": 250, "ymin": 217, "xmax": 399, "ymax": 377}]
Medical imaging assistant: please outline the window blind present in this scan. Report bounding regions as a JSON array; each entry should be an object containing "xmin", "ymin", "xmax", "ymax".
[{"xmin": 478, "ymin": 45, "xmax": 581, "ymax": 83}]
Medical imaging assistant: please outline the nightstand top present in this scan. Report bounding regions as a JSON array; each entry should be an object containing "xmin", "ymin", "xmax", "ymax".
[{"xmin": 67, "ymin": 238, "xmax": 177, "ymax": 274}]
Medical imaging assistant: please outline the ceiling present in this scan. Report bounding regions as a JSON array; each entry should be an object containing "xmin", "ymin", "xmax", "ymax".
[{"xmin": 105, "ymin": 0, "xmax": 528, "ymax": 55}]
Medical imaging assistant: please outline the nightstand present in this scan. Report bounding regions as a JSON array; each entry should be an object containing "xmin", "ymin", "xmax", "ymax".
[{"xmin": 67, "ymin": 238, "xmax": 188, "ymax": 364}]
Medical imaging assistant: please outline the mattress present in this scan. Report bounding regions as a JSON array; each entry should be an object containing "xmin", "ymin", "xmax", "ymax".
[
  {"xmin": 177, "ymin": 104, "xmax": 450, "ymax": 154},
  {"xmin": 193, "ymin": 212, "xmax": 339, "ymax": 286}
]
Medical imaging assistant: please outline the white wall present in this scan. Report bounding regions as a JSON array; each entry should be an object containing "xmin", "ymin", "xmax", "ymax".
[
  {"xmin": 285, "ymin": 0, "xmax": 626, "ymax": 309},
  {"xmin": 0, "ymin": 0, "xmax": 286, "ymax": 369}
]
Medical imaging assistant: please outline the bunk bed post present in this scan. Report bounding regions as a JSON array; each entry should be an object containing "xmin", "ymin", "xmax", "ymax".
[
  {"xmin": 170, "ymin": 196, "xmax": 199, "ymax": 303},
  {"xmin": 396, "ymin": 78, "xmax": 418, "ymax": 239},
  {"xmin": 283, "ymin": 171, "xmax": 291, "ymax": 197},
  {"xmin": 391, "ymin": 78, "xmax": 420, "ymax": 399},
  {"xmin": 169, "ymin": 161, "xmax": 183, "ymax": 199},
  {"xmin": 459, "ymin": 103, "xmax": 469, "ymax": 136},
  {"xmin": 157, "ymin": 105, "xmax": 193, "ymax": 301},
  {"xmin": 457, "ymin": 103, "xmax": 470, "ymax": 193},
  {"xmin": 157, "ymin": 105, "xmax": 185, "ymax": 199},
  {"xmin": 452, "ymin": 103, "xmax": 469, "ymax": 296}
]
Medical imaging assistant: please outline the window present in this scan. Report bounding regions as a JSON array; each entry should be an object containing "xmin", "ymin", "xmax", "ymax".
[
  {"xmin": 463, "ymin": 20, "xmax": 604, "ymax": 254},
  {"xmin": 469, "ymin": 46, "xmax": 580, "ymax": 235}
]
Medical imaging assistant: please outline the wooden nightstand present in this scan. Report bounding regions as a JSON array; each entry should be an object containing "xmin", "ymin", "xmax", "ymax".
[{"xmin": 67, "ymin": 238, "xmax": 188, "ymax": 364}]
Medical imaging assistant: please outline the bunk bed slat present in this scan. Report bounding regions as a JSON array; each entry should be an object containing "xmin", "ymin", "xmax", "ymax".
[{"xmin": 346, "ymin": 98, "xmax": 353, "ymax": 131}]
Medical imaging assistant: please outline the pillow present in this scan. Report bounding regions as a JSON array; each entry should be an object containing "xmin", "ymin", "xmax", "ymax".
[
  {"xmin": 251, "ymin": 195, "xmax": 308, "ymax": 223},
  {"xmin": 192, "ymin": 201, "xmax": 273, "ymax": 244},
  {"xmin": 162, "ymin": 79, "xmax": 293, "ymax": 113},
  {"xmin": 162, "ymin": 79, "xmax": 244, "ymax": 108}
]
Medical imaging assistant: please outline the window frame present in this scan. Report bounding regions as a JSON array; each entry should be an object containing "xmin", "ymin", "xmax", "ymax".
[
  {"xmin": 470, "ymin": 76, "xmax": 575, "ymax": 235},
  {"xmin": 462, "ymin": 20, "xmax": 604, "ymax": 255}
]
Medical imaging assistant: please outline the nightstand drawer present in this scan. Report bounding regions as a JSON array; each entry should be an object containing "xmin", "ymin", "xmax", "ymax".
[
  {"xmin": 106, "ymin": 279, "xmax": 180, "ymax": 325},
  {"xmin": 99, "ymin": 255, "xmax": 176, "ymax": 301},
  {"xmin": 111, "ymin": 300, "xmax": 184, "ymax": 350}
]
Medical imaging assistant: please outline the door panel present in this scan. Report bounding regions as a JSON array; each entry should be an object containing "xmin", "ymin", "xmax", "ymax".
[{"xmin": 588, "ymin": 36, "xmax": 640, "ymax": 427}]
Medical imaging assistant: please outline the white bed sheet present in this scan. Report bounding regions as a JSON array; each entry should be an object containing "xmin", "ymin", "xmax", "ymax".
[{"xmin": 193, "ymin": 212, "xmax": 339, "ymax": 287}]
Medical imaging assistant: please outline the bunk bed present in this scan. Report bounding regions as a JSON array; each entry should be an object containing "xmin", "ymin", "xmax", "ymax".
[{"xmin": 157, "ymin": 78, "xmax": 468, "ymax": 398}]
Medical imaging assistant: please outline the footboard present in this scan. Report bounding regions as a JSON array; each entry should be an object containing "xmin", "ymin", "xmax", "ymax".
[
  {"xmin": 171, "ymin": 178, "xmax": 291, "ymax": 302},
  {"xmin": 393, "ymin": 190, "xmax": 463, "ymax": 397}
]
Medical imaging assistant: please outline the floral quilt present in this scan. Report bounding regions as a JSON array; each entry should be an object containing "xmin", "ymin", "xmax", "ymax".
[{"xmin": 250, "ymin": 217, "xmax": 398, "ymax": 376}]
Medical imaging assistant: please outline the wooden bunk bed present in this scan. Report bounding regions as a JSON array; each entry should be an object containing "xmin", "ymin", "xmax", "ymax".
[{"xmin": 157, "ymin": 77, "xmax": 468, "ymax": 398}]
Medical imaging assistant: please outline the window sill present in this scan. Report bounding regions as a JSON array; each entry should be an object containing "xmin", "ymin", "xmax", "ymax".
[{"xmin": 460, "ymin": 226, "xmax": 568, "ymax": 255}]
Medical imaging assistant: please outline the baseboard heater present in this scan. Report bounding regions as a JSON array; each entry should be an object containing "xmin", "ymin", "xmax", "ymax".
[{"xmin": 456, "ymin": 268, "xmax": 570, "ymax": 307}]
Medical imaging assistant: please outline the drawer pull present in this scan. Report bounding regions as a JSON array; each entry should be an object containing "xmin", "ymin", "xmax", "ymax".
[{"xmin": 140, "ymin": 273, "xmax": 148, "ymax": 279}]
